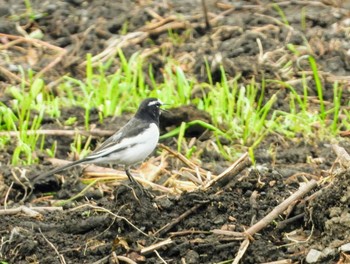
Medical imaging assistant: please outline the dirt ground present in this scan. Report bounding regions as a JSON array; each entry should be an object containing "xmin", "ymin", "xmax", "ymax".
[{"xmin": 1, "ymin": 1, "xmax": 350, "ymax": 263}]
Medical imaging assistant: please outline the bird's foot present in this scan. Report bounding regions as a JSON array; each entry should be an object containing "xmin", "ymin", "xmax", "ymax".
[{"xmin": 125, "ymin": 168, "xmax": 154, "ymax": 199}]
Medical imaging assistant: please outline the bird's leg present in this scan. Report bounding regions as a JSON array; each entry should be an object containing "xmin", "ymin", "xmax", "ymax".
[
  {"xmin": 125, "ymin": 167, "xmax": 139, "ymax": 186},
  {"xmin": 125, "ymin": 167, "xmax": 153, "ymax": 198}
]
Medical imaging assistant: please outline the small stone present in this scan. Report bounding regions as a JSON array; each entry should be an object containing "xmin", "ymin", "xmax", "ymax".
[
  {"xmin": 322, "ymin": 247, "xmax": 336, "ymax": 257},
  {"xmin": 29, "ymin": 29, "xmax": 44, "ymax": 40},
  {"xmin": 340, "ymin": 243, "xmax": 350, "ymax": 252},
  {"xmin": 157, "ymin": 197, "xmax": 174, "ymax": 210},
  {"xmin": 184, "ymin": 250, "xmax": 199, "ymax": 264},
  {"xmin": 306, "ymin": 249, "xmax": 323, "ymax": 263},
  {"xmin": 213, "ymin": 215, "xmax": 225, "ymax": 225},
  {"xmin": 45, "ymin": 4, "xmax": 57, "ymax": 14}
]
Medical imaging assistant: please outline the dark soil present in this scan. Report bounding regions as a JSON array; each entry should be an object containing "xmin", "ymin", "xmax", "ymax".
[{"xmin": 1, "ymin": 1, "xmax": 350, "ymax": 263}]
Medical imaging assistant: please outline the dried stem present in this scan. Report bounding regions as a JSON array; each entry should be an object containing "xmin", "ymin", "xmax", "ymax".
[{"xmin": 245, "ymin": 180, "xmax": 318, "ymax": 236}]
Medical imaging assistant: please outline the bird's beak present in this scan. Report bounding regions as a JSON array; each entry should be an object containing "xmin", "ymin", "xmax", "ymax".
[{"xmin": 160, "ymin": 103, "xmax": 170, "ymax": 114}]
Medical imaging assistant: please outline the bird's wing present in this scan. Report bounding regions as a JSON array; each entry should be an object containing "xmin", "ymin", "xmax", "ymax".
[{"xmin": 86, "ymin": 118, "xmax": 151, "ymax": 159}]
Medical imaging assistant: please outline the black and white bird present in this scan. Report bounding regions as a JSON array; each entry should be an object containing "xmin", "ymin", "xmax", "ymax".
[{"xmin": 33, "ymin": 98, "xmax": 163, "ymax": 195}]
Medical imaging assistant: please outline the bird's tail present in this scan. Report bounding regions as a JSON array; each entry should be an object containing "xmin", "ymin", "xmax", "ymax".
[{"xmin": 32, "ymin": 159, "xmax": 86, "ymax": 184}]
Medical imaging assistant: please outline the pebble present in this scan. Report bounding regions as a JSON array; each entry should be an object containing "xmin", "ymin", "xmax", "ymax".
[
  {"xmin": 305, "ymin": 249, "xmax": 323, "ymax": 263},
  {"xmin": 45, "ymin": 4, "xmax": 57, "ymax": 14},
  {"xmin": 184, "ymin": 250, "xmax": 200, "ymax": 264},
  {"xmin": 213, "ymin": 215, "xmax": 225, "ymax": 225},
  {"xmin": 322, "ymin": 247, "xmax": 336, "ymax": 258},
  {"xmin": 339, "ymin": 243, "xmax": 350, "ymax": 252},
  {"xmin": 157, "ymin": 197, "xmax": 174, "ymax": 210}
]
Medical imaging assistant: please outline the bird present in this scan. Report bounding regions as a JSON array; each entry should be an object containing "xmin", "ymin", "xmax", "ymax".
[{"xmin": 33, "ymin": 98, "xmax": 164, "ymax": 196}]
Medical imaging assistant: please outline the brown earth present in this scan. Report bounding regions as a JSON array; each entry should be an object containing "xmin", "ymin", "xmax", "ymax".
[{"xmin": 1, "ymin": 1, "xmax": 350, "ymax": 263}]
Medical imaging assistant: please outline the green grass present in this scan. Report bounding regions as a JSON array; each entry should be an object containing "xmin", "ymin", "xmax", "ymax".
[
  {"xmin": 3, "ymin": 75, "xmax": 46, "ymax": 165},
  {"xmin": 0, "ymin": 49, "xmax": 347, "ymax": 165},
  {"xmin": 10, "ymin": 0, "xmax": 47, "ymax": 23},
  {"xmin": 272, "ymin": 3, "xmax": 290, "ymax": 26},
  {"xmin": 308, "ymin": 56, "xmax": 325, "ymax": 121}
]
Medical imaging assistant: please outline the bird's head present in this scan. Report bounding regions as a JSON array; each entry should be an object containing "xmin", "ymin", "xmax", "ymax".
[{"xmin": 135, "ymin": 98, "xmax": 164, "ymax": 123}]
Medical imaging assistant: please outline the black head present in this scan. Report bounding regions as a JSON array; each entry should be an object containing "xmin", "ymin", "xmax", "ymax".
[{"xmin": 135, "ymin": 98, "xmax": 163, "ymax": 124}]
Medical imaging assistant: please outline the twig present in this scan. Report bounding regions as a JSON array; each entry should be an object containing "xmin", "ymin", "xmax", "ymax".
[
  {"xmin": 39, "ymin": 228, "xmax": 66, "ymax": 264},
  {"xmin": 174, "ymin": 167, "xmax": 203, "ymax": 185},
  {"xmin": 29, "ymin": 206, "xmax": 64, "ymax": 213},
  {"xmin": 245, "ymin": 180, "xmax": 318, "ymax": 237},
  {"xmin": 0, "ymin": 33, "xmax": 67, "ymax": 79},
  {"xmin": 285, "ymin": 172, "xmax": 320, "ymax": 184},
  {"xmin": 255, "ymin": 13, "xmax": 295, "ymax": 31},
  {"xmin": 249, "ymin": 190, "xmax": 259, "ymax": 226},
  {"xmin": 114, "ymin": 255, "xmax": 137, "ymax": 264},
  {"xmin": 276, "ymin": 213, "xmax": 304, "ymax": 230},
  {"xmin": 9, "ymin": 206, "xmax": 41, "ymax": 218},
  {"xmin": 53, "ymin": 179, "xmax": 99, "ymax": 207},
  {"xmin": 204, "ymin": 152, "xmax": 251, "ymax": 189},
  {"xmin": 169, "ymin": 230, "xmax": 212, "ymax": 237},
  {"xmin": 297, "ymin": 70, "xmax": 350, "ymax": 83},
  {"xmin": 215, "ymin": 180, "xmax": 317, "ymax": 263},
  {"xmin": 79, "ymin": 32, "xmax": 149, "ymax": 67},
  {"xmin": 201, "ymin": 0, "xmax": 211, "ymax": 31},
  {"xmin": 0, "ymin": 206, "xmax": 62, "ymax": 216},
  {"xmin": 86, "ymin": 173, "xmax": 173, "ymax": 193},
  {"xmin": 90, "ymin": 255, "xmax": 109, "ymax": 264},
  {"xmin": 147, "ymin": 21, "xmax": 189, "ymax": 36},
  {"xmin": 210, "ymin": 7, "xmax": 235, "ymax": 24},
  {"xmin": 232, "ymin": 238, "xmax": 250, "ymax": 264},
  {"xmin": 211, "ymin": 229, "xmax": 244, "ymax": 240},
  {"xmin": 0, "ymin": 129, "xmax": 115, "ymax": 138},
  {"xmin": 144, "ymin": 8, "xmax": 164, "ymax": 20},
  {"xmin": 141, "ymin": 238, "xmax": 173, "ymax": 255},
  {"xmin": 0, "ymin": 33, "xmax": 64, "ymax": 52},
  {"xmin": 36, "ymin": 50, "xmax": 67, "ymax": 78},
  {"xmin": 332, "ymin": 144, "xmax": 350, "ymax": 168},
  {"xmin": 159, "ymin": 144, "xmax": 208, "ymax": 174},
  {"xmin": 154, "ymin": 250, "xmax": 167, "ymax": 264},
  {"xmin": 92, "ymin": 254, "xmax": 137, "ymax": 264},
  {"xmin": 154, "ymin": 202, "xmax": 208, "ymax": 236},
  {"xmin": 260, "ymin": 260, "xmax": 293, "ymax": 264},
  {"xmin": 4, "ymin": 182, "xmax": 13, "ymax": 209},
  {"xmin": 10, "ymin": 168, "xmax": 30, "ymax": 202},
  {"xmin": 69, "ymin": 204, "xmax": 149, "ymax": 237},
  {"xmin": 139, "ymin": 16, "xmax": 177, "ymax": 31},
  {"xmin": 0, "ymin": 65, "xmax": 29, "ymax": 85}
]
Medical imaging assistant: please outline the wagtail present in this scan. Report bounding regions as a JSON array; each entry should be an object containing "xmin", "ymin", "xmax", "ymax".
[{"xmin": 33, "ymin": 98, "xmax": 163, "ymax": 195}]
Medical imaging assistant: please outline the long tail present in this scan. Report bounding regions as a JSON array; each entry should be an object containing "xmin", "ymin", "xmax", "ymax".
[{"xmin": 32, "ymin": 159, "xmax": 87, "ymax": 184}]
